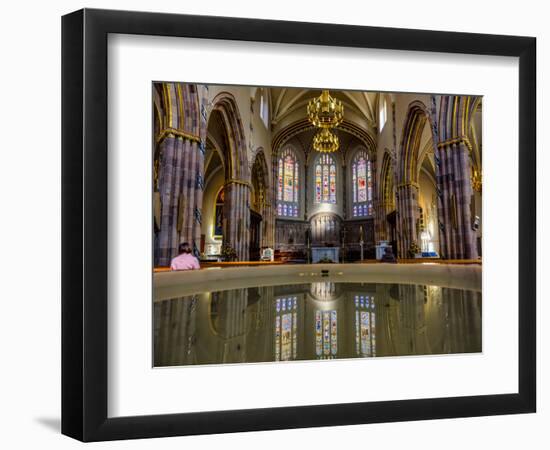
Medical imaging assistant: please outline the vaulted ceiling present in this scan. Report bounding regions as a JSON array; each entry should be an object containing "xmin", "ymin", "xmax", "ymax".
[
  {"xmin": 270, "ymin": 88, "xmax": 379, "ymax": 129},
  {"xmin": 269, "ymin": 88, "xmax": 379, "ymax": 159}
]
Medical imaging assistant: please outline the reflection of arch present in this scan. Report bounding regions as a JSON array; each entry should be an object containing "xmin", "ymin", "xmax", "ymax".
[{"xmin": 309, "ymin": 282, "xmax": 342, "ymax": 302}]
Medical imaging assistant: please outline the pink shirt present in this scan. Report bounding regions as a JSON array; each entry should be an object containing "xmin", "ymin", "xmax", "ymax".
[{"xmin": 170, "ymin": 253, "xmax": 201, "ymax": 271}]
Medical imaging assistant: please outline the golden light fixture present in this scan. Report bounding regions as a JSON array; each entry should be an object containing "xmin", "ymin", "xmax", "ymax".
[
  {"xmin": 307, "ymin": 90, "xmax": 344, "ymax": 129},
  {"xmin": 471, "ymin": 168, "xmax": 482, "ymax": 192},
  {"xmin": 313, "ymin": 128, "xmax": 339, "ymax": 153}
]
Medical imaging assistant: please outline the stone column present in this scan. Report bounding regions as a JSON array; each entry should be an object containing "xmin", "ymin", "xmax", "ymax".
[
  {"xmin": 224, "ymin": 181, "xmax": 251, "ymax": 261},
  {"xmin": 374, "ymin": 200, "xmax": 384, "ymax": 242},
  {"xmin": 396, "ymin": 183, "xmax": 419, "ymax": 258},
  {"xmin": 156, "ymin": 135, "xmax": 180, "ymax": 266},
  {"xmin": 436, "ymin": 140, "xmax": 478, "ymax": 259},
  {"xmin": 342, "ymin": 162, "xmax": 347, "ymax": 219}
]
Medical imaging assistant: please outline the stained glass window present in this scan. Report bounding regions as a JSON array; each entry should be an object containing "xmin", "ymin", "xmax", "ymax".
[
  {"xmin": 275, "ymin": 296, "xmax": 298, "ymax": 361},
  {"xmin": 354, "ymin": 295, "xmax": 376, "ymax": 357},
  {"xmin": 277, "ymin": 148, "xmax": 300, "ymax": 217},
  {"xmin": 214, "ymin": 187, "xmax": 224, "ymax": 238},
  {"xmin": 315, "ymin": 310, "xmax": 337, "ymax": 359},
  {"xmin": 351, "ymin": 150, "xmax": 373, "ymax": 217},
  {"xmin": 315, "ymin": 154, "xmax": 337, "ymax": 204}
]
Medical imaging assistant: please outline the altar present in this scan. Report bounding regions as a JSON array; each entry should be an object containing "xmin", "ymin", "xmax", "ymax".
[{"xmin": 311, "ymin": 247, "xmax": 340, "ymax": 263}]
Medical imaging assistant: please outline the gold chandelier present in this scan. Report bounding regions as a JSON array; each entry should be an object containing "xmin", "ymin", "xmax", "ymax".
[
  {"xmin": 312, "ymin": 128, "xmax": 339, "ymax": 153},
  {"xmin": 307, "ymin": 90, "xmax": 344, "ymax": 153},
  {"xmin": 307, "ymin": 90, "xmax": 344, "ymax": 128}
]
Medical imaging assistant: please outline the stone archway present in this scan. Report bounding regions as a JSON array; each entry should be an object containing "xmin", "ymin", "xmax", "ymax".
[
  {"xmin": 376, "ymin": 151, "xmax": 396, "ymax": 248},
  {"xmin": 250, "ymin": 149, "xmax": 273, "ymax": 259},
  {"xmin": 209, "ymin": 93, "xmax": 251, "ymax": 261},
  {"xmin": 397, "ymin": 101, "xmax": 435, "ymax": 258}
]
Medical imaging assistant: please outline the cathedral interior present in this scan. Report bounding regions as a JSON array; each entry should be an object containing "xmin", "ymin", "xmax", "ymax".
[{"xmin": 153, "ymin": 83, "xmax": 482, "ymax": 267}]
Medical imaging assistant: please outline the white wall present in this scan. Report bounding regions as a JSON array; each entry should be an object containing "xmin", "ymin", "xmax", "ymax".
[{"xmin": 0, "ymin": 1, "xmax": 546, "ymax": 449}]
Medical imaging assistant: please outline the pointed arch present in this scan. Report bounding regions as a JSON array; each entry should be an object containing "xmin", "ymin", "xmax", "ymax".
[
  {"xmin": 210, "ymin": 92, "xmax": 250, "ymax": 181},
  {"xmin": 399, "ymin": 101, "xmax": 435, "ymax": 185},
  {"xmin": 437, "ymin": 95, "xmax": 480, "ymax": 144},
  {"xmin": 251, "ymin": 149, "xmax": 270, "ymax": 212},
  {"xmin": 251, "ymin": 148, "xmax": 275, "ymax": 248},
  {"xmin": 380, "ymin": 151, "xmax": 394, "ymax": 209}
]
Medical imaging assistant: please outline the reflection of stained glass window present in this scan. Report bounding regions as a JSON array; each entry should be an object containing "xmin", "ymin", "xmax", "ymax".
[
  {"xmin": 316, "ymin": 310, "xmax": 337, "ymax": 359},
  {"xmin": 275, "ymin": 296, "xmax": 298, "ymax": 361},
  {"xmin": 354, "ymin": 295, "xmax": 376, "ymax": 357},
  {"xmin": 315, "ymin": 154, "xmax": 337, "ymax": 204},
  {"xmin": 277, "ymin": 148, "xmax": 299, "ymax": 217},
  {"xmin": 352, "ymin": 150, "xmax": 373, "ymax": 217}
]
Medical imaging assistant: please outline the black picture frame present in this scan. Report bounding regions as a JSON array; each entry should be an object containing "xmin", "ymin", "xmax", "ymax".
[{"xmin": 61, "ymin": 8, "xmax": 536, "ymax": 442}]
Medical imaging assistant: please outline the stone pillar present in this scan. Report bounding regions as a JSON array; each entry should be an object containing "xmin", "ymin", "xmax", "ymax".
[
  {"xmin": 374, "ymin": 200, "xmax": 393, "ymax": 242},
  {"xmin": 436, "ymin": 140, "xmax": 478, "ymax": 259},
  {"xmin": 224, "ymin": 181, "xmax": 251, "ymax": 261},
  {"xmin": 374, "ymin": 200, "xmax": 384, "ymax": 242},
  {"xmin": 396, "ymin": 183, "xmax": 419, "ymax": 258},
  {"xmin": 156, "ymin": 136, "xmax": 180, "ymax": 266},
  {"xmin": 155, "ymin": 133, "xmax": 205, "ymax": 267},
  {"xmin": 342, "ymin": 162, "xmax": 347, "ymax": 219},
  {"xmin": 303, "ymin": 162, "xmax": 309, "ymax": 220}
]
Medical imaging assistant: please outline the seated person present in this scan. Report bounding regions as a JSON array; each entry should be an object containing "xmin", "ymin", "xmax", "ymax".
[
  {"xmin": 380, "ymin": 246, "xmax": 397, "ymax": 263},
  {"xmin": 170, "ymin": 242, "xmax": 201, "ymax": 271}
]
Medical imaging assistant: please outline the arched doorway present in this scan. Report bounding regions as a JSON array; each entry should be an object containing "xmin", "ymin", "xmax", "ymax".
[
  {"xmin": 417, "ymin": 147, "xmax": 440, "ymax": 255},
  {"xmin": 200, "ymin": 132, "xmax": 226, "ymax": 258},
  {"xmin": 250, "ymin": 150, "xmax": 270, "ymax": 260},
  {"xmin": 379, "ymin": 151, "xmax": 397, "ymax": 254}
]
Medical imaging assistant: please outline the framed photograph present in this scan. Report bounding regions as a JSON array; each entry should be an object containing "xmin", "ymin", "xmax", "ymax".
[{"xmin": 62, "ymin": 8, "xmax": 536, "ymax": 442}]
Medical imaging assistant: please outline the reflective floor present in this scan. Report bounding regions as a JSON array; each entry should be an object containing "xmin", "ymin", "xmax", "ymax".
[{"xmin": 153, "ymin": 282, "xmax": 481, "ymax": 367}]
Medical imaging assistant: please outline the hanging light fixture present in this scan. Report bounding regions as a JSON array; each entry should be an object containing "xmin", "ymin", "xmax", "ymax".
[
  {"xmin": 307, "ymin": 90, "xmax": 344, "ymax": 153},
  {"xmin": 307, "ymin": 90, "xmax": 344, "ymax": 128},
  {"xmin": 312, "ymin": 128, "xmax": 339, "ymax": 153}
]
